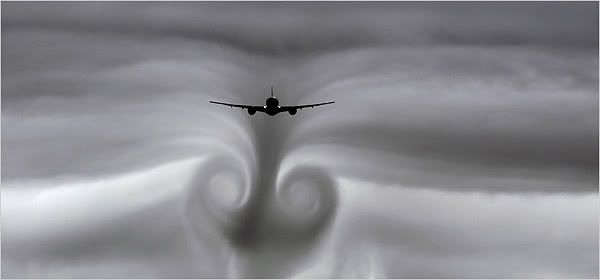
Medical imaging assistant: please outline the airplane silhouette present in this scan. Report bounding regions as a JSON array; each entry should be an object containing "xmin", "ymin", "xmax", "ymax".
[{"xmin": 210, "ymin": 86, "xmax": 334, "ymax": 116}]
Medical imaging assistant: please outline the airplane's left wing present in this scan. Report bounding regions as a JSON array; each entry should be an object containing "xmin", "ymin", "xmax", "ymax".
[
  {"xmin": 209, "ymin": 101, "xmax": 265, "ymax": 113},
  {"xmin": 279, "ymin": 101, "xmax": 335, "ymax": 114}
]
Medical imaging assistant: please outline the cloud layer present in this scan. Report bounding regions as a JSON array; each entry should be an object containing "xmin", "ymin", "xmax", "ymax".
[{"xmin": 2, "ymin": 2, "xmax": 598, "ymax": 278}]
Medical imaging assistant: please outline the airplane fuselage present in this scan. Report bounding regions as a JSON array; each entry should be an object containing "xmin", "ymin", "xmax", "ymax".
[{"xmin": 264, "ymin": 96, "xmax": 280, "ymax": 116}]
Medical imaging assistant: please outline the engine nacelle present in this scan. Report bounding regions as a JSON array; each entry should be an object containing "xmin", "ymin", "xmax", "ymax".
[
  {"xmin": 248, "ymin": 108, "xmax": 256, "ymax": 115},
  {"xmin": 289, "ymin": 108, "xmax": 297, "ymax": 115}
]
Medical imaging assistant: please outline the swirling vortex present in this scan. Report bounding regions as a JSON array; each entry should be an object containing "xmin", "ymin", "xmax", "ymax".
[{"xmin": 183, "ymin": 152, "xmax": 338, "ymax": 277}]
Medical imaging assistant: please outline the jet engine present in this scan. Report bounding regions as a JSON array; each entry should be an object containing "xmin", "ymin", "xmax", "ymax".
[
  {"xmin": 248, "ymin": 108, "xmax": 256, "ymax": 115},
  {"xmin": 289, "ymin": 108, "xmax": 297, "ymax": 115}
]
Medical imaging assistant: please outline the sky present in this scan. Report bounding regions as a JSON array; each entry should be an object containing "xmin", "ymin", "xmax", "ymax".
[{"xmin": 1, "ymin": 2, "xmax": 598, "ymax": 278}]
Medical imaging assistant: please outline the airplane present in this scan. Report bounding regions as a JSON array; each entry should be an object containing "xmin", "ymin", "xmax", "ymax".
[{"xmin": 209, "ymin": 86, "xmax": 335, "ymax": 116}]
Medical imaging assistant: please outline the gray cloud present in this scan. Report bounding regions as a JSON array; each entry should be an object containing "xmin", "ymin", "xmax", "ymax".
[
  {"xmin": 2, "ymin": 2, "xmax": 597, "ymax": 55},
  {"xmin": 281, "ymin": 47, "xmax": 598, "ymax": 193},
  {"xmin": 2, "ymin": 2, "xmax": 598, "ymax": 278}
]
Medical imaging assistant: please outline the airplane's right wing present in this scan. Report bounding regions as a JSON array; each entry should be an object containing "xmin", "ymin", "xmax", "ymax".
[
  {"xmin": 209, "ymin": 101, "xmax": 265, "ymax": 114},
  {"xmin": 279, "ymin": 101, "xmax": 335, "ymax": 114}
]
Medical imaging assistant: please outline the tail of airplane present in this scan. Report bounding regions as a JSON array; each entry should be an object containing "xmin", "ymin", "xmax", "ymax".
[{"xmin": 271, "ymin": 86, "xmax": 274, "ymax": 97}]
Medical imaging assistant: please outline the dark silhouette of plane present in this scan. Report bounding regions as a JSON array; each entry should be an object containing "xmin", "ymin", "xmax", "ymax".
[{"xmin": 210, "ymin": 86, "xmax": 334, "ymax": 116}]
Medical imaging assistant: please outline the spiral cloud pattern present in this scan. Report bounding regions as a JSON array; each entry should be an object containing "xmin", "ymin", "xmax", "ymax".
[{"xmin": 2, "ymin": 2, "xmax": 598, "ymax": 278}]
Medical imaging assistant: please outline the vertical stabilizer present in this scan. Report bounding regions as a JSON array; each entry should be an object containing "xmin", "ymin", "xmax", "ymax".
[{"xmin": 271, "ymin": 86, "xmax": 274, "ymax": 97}]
